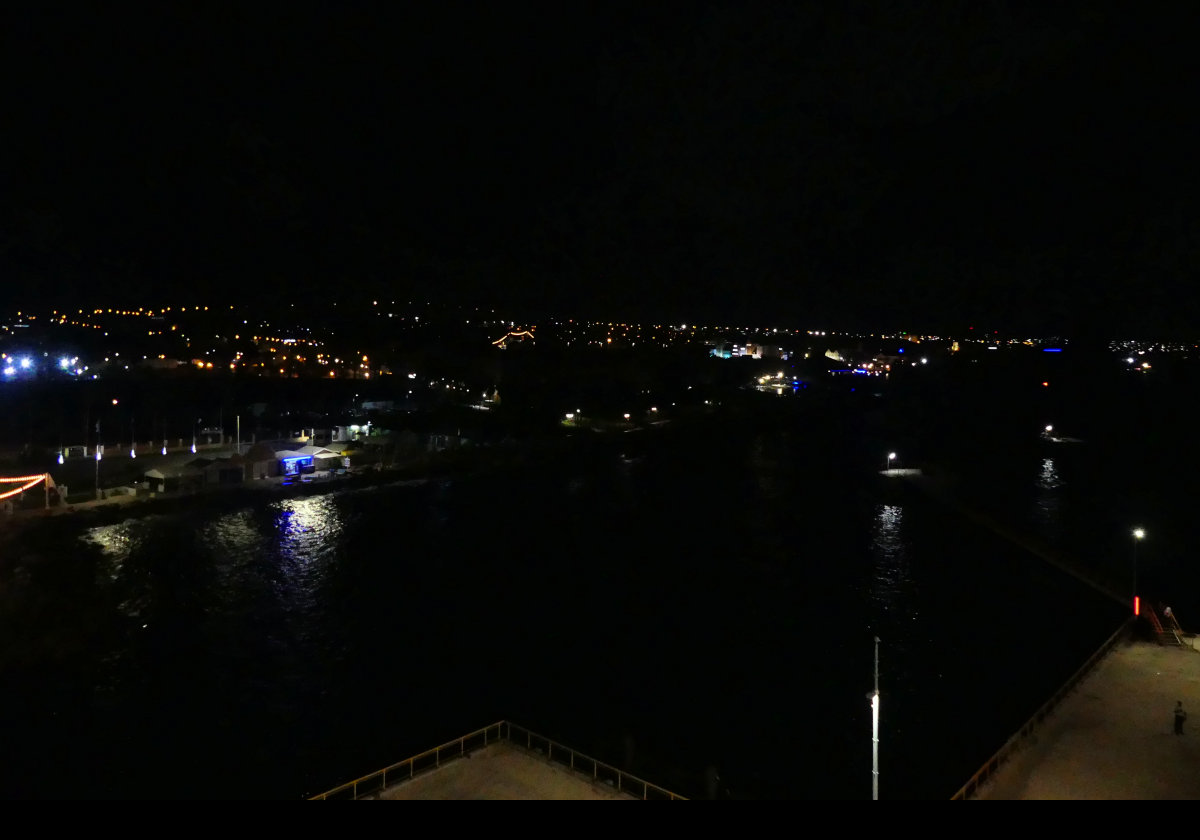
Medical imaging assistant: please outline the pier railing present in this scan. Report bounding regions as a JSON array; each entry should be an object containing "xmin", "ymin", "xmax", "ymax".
[
  {"xmin": 951, "ymin": 617, "xmax": 1134, "ymax": 800},
  {"xmin": 309, "ymin": 720, "xmax": 687, "ymax": 800}
]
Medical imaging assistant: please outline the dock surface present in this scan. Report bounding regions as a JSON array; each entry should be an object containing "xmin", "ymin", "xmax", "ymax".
[{"xmin": 971, "ymin": 636, "xmax": 1200, "ymax": 799}]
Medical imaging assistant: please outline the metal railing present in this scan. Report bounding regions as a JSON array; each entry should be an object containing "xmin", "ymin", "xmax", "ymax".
[
  {"xmin": 951, "ymin": 617, "xmax": 1134, "ymax": 800},
  {"xmin": 309, "ymin": 720, "xmax": 687, "ymax": 800}
]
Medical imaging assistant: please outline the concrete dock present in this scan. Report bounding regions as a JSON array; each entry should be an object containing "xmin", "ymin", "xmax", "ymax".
[{"xmin": 967, "ymin": 632, "xmax": 1200, "ymax": 799}]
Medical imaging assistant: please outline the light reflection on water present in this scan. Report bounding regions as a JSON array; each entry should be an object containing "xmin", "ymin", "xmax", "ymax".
[
  {"xmin": 83, "ymin": 518, "xmax": 150, "ymax": 619},
  {"xmin": 272, "ymin": 495, "xmax": 343, "ymax": 568},
  {"xmin": 1034, "ymin": 457, "xmax": 1063, "ymax": 538},
  {"xmin": 869, "ymin": 504, "xmax": 914, "ymax": 621},
  {"xmin": 84, "ymin": 519, "xmax": 139, "ymax": 569}
]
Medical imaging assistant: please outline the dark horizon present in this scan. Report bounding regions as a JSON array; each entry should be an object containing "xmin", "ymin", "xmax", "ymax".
[{"xmin": 4, "ymin": 4, "xmax": 1200, "ymax": 338}]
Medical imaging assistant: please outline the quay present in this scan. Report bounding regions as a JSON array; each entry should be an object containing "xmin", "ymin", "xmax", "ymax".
[
  {"xmin": 309, "ymin": 721, "xmax": 687, "ymax": 801},
  {"xmin": 958, "ymin": 619, "xmax": 1200, "ymax": 799},
  {"xmin": 892, "ymin": 467, "xmax": 1200, "ymax": 800}
]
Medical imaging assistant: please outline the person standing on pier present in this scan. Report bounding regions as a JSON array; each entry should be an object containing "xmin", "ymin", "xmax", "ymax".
[{"xmin": 1174, "ymin": 701, "xmax": 1187, "ymax": 735}]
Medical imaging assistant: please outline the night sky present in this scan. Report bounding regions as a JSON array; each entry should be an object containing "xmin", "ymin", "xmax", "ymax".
[{"xmin": 4, "ymin": 3, "xmax": 1200, "ymax": 337}]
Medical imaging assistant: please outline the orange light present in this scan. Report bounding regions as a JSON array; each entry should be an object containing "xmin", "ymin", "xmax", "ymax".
[
  {"xmin": 1134, "ymin": 596, "xmax": 1140, "ymax": 616},
  {"xmin": 0, "ymin": 475, "xmax": 45, "ymax": 500},
  {"xmin": 1042, "ymin": 381, "xmax": 1049, "ymax": 387},
  {"xmin": 0, "ymin": 473, "xmax": 51, "ymax": 483}
]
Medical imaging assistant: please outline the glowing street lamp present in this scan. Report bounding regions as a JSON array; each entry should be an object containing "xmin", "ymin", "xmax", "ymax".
[
  {"xmin": 885, "ymin": 452, "xmax": 896, "ymax": 472},
  {"xmin": 870, "ymin": 636, "xmax": 880, "ymax": 800},
  {"xmin": 1132, "ymin": 528, "xmax": 1145, "ymax": 615}
]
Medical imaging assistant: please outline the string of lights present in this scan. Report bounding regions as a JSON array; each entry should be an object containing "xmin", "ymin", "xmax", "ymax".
[{"xmin": 0, "ymin": 475, "xmax": 46, "ymax": 501}]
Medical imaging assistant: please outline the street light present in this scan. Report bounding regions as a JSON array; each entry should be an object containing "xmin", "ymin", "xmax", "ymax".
[
  {"xmin": 885, "ymin": 452, "xmax": 896, "ymax": 472},
  {"xmin": 94, "ymin": 445, "xmax": 102, "ymax": 500},
  {"xmin": 869, "ymin": 636, "xmax": 880, "ymax": 801},
  {"xmin": 1132, "ymin": 528, "xmax": 1145, "ymax": 615}
]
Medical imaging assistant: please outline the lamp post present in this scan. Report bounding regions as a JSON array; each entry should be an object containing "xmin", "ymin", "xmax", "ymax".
[
  {"xmin": 1132, "ymin": 528, "xmax": 1145, "ymax": 615},
  {"xmin": 870, "ymin": 636, "xmax": 880, "ymax": 800},
  {"xmin": 94, "ymin": 445, "xmax": 102, "ymax": 500},
  {"xmin": 885, "ymin": 452, "xmax": 896, "ymax": 473}
]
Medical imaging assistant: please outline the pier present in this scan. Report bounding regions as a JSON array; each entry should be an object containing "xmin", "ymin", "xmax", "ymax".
[{"xmin": 960, "ymin": 621, "xmax": 1200, "ymax": 799}]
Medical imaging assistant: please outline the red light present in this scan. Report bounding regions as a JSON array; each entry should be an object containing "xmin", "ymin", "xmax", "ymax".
[{"xmin": 1042, "ymin": 382, "xmax": 1049, "ymax": 387}]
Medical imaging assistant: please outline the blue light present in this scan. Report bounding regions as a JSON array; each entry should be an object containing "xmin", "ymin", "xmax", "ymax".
[
  {"xmin": 1043, "ymin": 348, "xmax": 1062, "ymax": 352},
  {"xmin": 898, "ymin": 348, "xmax": 904, "ymax": 353}
]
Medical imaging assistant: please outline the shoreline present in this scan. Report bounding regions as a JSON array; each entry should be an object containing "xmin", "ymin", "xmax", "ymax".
[{"xmin": 0, "ymin": 428, "xmax": 653, "ymax": 538}]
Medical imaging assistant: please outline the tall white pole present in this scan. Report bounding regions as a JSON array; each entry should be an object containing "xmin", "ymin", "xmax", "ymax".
[{"xmin": 872, "ymin": 636, "xmax": 880, "ymax": 801}]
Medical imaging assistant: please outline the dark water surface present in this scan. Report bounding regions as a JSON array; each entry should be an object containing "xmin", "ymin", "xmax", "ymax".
[{"xmin": 0, "ymin": 389, "xmax": 1157, "ymax": 799}]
